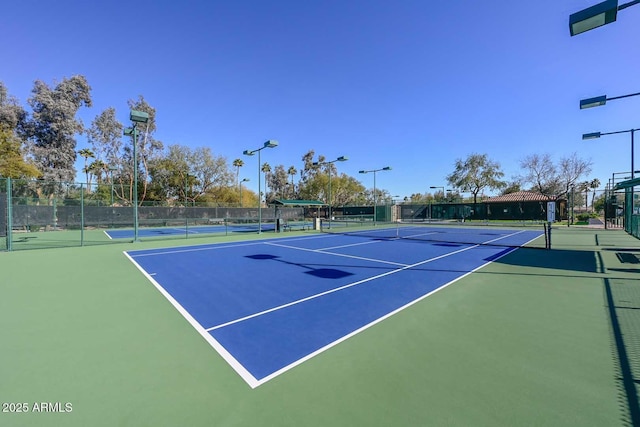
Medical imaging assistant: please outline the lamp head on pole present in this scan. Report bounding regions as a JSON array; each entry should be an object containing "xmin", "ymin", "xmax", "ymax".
[
  {"xmin": 582, "ymin": 132, "xmax": 602, "ymax": 140},
  {"xmin": 123, "ymin": 127, "xmax": 136, "ymax": 137},
  {"xmin": 264, "ymin": 140, "xmax": 278, "ymax": 148},
  {"xmin": 569, "ymin": 0, "xmax": 618, "ymax": 36},
  {"xmin": 580, "ymin": 95, "xmax": 607, "ymax": 109},
  {"xmin": 243, "ymin": 149, "xmax": 255, "ymax": 156},
  {"xmin": 129, "ymin": 110, "xmax": 149, "ymax": 124}
]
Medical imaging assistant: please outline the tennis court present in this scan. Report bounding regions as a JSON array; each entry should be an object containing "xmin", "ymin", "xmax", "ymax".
[
  {"xmin": 126, "ymin": 225, "xmax": 543, "ymax": 387},
  {"xmin": 3, "ymin": 225, "xmax": 638, "ymax": 426}
]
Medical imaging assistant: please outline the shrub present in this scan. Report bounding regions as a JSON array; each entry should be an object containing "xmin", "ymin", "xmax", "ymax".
[{"xmin": 576, "ymin": 213, "xmax": 590, "ymax": 222}]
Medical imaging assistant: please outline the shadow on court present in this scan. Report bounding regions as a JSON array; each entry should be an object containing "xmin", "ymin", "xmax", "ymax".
[
  {"xmin": 494, "ymin": 247, "xmax": 600, "ymax": 273},
  {"xmin": 246, "ymin": 253, "xmax": 355, "ymax": 279},
  {"xmin": 605, "ymin": 278, "xmax": 640, "ymax": 427},
  {"xmin": 494, "ymin": 227, "xmax": 640, "ymax": 427}
]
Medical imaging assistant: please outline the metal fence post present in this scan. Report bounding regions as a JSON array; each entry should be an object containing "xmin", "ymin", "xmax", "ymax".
[
  {"xmin": 80, "ymin": 183, "xmax": 84, "ymax": 246},
  {"xmin": 6, "ymin": 177, "xmax": 12, "ymax": 251}
]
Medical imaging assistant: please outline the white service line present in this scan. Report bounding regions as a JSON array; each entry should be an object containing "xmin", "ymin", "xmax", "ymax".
[
  {"xmin": 264, "ymin": 241, "xmax": 408, "ymax": 267},
  {"xmin": 206, "ymin": 229, "xmax": 528, "ymax": 333},
  {"xmin": 319, "ymin": 239, "xmax": 387, "ymax": 251},
  {"xmin": 208, "ymin": 242, "xmax": 486, "ymax": 332},
  {"xmin": 127, "ymin": 233, "xmax": 339, "ymax": 258}
]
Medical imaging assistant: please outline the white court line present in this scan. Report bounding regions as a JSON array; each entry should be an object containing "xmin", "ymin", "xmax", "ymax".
[
  {"xmin": 264, "ymin": 241, "xmax": 408, "ymax": 267},
  {"xmin": 255, "ymin": 237, "xmax": 524, "ymax": 386},
  {"xmin": 127, "ymin": 233, "xmax": 338, "ymax": 258},
  {"xmin": 205, "ymin": 229, "xmax": 527, "ymax": 332},
  {"xmin": 128, "ymin": 241, "xmax": 266, "ymax": 257},
  {"xmin": 123, "ymin": 251, "xmax": 261, "ymax": 388},
  {"xmin": 103, "ymin": 230, "xmax": 113, "ymax": 240},
  {"xmin": 127, "ymin": 228, "xmax": 534, "ymax": 389},
  {"xmin": 319, "ymin": 239, "xmax": 387, "ymax": 250}
]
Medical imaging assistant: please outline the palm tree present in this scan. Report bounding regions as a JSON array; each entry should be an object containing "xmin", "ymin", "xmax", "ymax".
[
  {"xmin": 287, "ymin": 166, "xmax": 297, "ymax": 198},
  {"xmin": 261, "ymin": 162, "xmax": 271, "ymax": 203},
  {"xmin": 579, "ymin": 181, "xmax": 590, "ymax": 212},
  {"xmin": 232, "ymin": 158, "xmax": 244, "ymax": 187},
  {"xmin": 590, "ymin": 178, "xmax": 601, "ymax": 212},
  {"xmin": 88, "ymin": 160, "xmax": 107, "ymax": 184},
  {"xmin": 78, "ymin": 148, "xmax": 95, "ymax": 192}
]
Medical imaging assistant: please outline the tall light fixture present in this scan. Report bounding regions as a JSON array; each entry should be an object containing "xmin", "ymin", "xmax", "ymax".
[
  {"xmin": 429, "ymin": 186, "xmax": 451, "ymax": 201},
  {"xmin": 243, "ymin": 140, "xmax": 278, "ymax": 234},
  {"xmin": 313, "ymin": 156, "xmax": 348, "ymax": 229},
  {"xmin": 583, "ymin": 128, "xmax": 639, "ymax": 179},
  {"xmin": 123, "ymin": 109, "xmax": 149, "ymax": 242},
  {"xmin": 359, "ymin": 166, "xmax": 391, "ymax": 226},
  {"xmin": 580, "ymin": 91, "xmax": 640, "ymax": 109},
  {"xmin": 239, "ymin": 178, "xmax": 249, "ymax": 207},
  {"xmin": 569, "ymin": 0, "xmax": 640, "ymax": 36}
]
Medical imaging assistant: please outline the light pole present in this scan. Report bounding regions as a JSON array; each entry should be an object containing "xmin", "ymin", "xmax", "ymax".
[
  {"xmin": 313, "ymin": 156, "xmax": 348, "ymax": 229},
  {"xmin": 429, "ymin": 186, "xmax": 451, "ymax": 202},
  {"xmin": 583, "ymin": 128, "xmax": 639, "ymax": 179},
  {"xmin": 243, "ymin": 140, "xmax": 278, "ymax": 234},
  {"xmin": 239, "ymin": 178, "xmax": 249, "ymax": 207},
  {"xmin": 123, "ymin": 109, "xmax": 149, "ymax": 242},
  {"xmin": 359, "ymin": 166, "xmax": 391, "ymax": 226},
  {"xmin": 569, "ymin": 0, "xmax": 640, "ymax": 36}
]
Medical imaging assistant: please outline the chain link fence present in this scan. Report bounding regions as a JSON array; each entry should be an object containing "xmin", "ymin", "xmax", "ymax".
[{"xmin": 0, "ymin": 178, "xmax": 309, "ymax": 251}]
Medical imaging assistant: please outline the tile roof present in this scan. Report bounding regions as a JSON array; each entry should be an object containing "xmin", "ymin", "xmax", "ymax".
[{"xmin": 485, "ymin": 191, "xmax": 556, "ymax": 203}]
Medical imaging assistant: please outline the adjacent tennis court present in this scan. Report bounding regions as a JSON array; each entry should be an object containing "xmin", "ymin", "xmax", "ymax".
[{"xmin": 126, "ymin": 225, "xmax": 543, "ymax": 387}]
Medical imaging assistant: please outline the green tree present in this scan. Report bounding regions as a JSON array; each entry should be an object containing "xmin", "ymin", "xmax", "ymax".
[
  {"xmin": 266, "ymin": 164, "xmax": 289, "ymax": 201},
  {"xmin": 87, "ymin": 107, "xmax": 124, "ymax": 202},
  {"xmin": 446, "ymin": 153, "xmax": 506, "ymax": 204},
  {"xmin": 593, "ymin": 192, "xmax": 605, "ymax": 213},
  {"xmin": 25, "ymin": 75, "xmax": 92, "ymax": 187},
  {"xmin": 500, "ymin": 181, "xmax": 522, "ymax": 195},
  {"xmin": 0, "ymin": 83, "xmax": 40, "ymax": 179},
  {"xmin": 0, "ymin": 125, "xmax": 41, "ymax": 179},
  {"xmin": 126, "ymin": 96, "xmax": 163, "ymax": 205},
  {"xmin": 147, "ymin": 144, "xmax": 233, "ymax": 204}
]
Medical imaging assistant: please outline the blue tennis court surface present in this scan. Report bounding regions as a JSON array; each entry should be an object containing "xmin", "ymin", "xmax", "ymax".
[{"xmin": 125, "ymin": 226, "xmax": 543, "ymax": 388}]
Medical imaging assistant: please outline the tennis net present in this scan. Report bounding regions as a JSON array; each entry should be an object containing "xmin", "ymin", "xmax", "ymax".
[{"xmin": 320, "ymin": 219, "xmax": 549, "ymax": 249}]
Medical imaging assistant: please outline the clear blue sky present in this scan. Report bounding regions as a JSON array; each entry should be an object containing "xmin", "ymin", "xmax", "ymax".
[{"xmin": 2, "ymin": 0, "xmax": 639, "ymax": 198}]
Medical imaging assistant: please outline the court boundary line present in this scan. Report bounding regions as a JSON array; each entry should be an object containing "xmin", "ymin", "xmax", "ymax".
[
  {"xmin": 264, "ymin": 241, "xmax": 409, "ymax": 267},
  {"xmin": 127, "ymin": 228, "xmax": 541, "ymax": 388},
  {"xmin": 123, "ymin": 251, "xmax": 261, "ymax": 389},
  {"xmin": 255, "ymin": 242, "xmax": 524, "ymax": 386},
  {"xmin": 205, "ymin": 230, "xmax": 527, "ymax": 332},
  {"xmin": 126, "ymin": 234, "xmax": 338, "ymax": 257}
]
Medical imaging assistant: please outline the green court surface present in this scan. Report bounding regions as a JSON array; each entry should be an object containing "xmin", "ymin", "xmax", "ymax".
[{"xmin": 1, "ymin": 226, "xmax": 639, "ymax": 426}]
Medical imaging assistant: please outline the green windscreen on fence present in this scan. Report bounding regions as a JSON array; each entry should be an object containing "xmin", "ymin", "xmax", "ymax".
[
  {"xmin": 2, "ymin": 178, "xmax": 313, "ymax": 251},
  {"xmin": 0, "ymin": 179, "xmax": 6, "ymax": 251}
]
